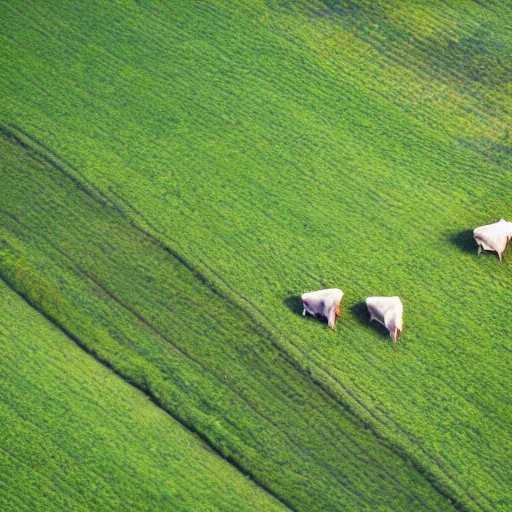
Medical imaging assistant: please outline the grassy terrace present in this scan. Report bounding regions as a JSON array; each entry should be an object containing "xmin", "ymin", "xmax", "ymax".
[{"xmin": 1, "ymin": 1, "xmax": 511, "ymax": 510}]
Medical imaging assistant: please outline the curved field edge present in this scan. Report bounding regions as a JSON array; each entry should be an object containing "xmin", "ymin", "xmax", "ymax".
[
  {"xmin": 0, "ymin": 127, "xmax": 456, "ymax": 511},
  {"xmin": 0, "ymin": 281, "xmax": 289, "ymax": 512}
]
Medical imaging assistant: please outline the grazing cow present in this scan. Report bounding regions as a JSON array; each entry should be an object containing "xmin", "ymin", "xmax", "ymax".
[
  {"xmin": 473, "ymin": 218, "xmax": 512, "ymax": 262},
  {"xmin": 301, "ymin": 288, "xmax": 344, "ymax": 330},
  {"xmin": 366, "ymin": 296, "xmax": 403, "ymax": 342}
]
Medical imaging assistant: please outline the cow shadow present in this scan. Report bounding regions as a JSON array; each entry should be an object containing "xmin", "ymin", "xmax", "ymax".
[
  {"xmin": 284, "ymin": 295, "xmax": 303, "ymax": 316},
  {"xmin": 450, "ymin": 229, "xmax": 476, "ymax": 254},
  {"xmin": 350, "ymin": 301, "xmax": 390, "ymax": 339},
  {"xmin": 284, "ymin": 295, "xmax": 329, "ymax": 326},
  {"xmin": 350, "ymin": 301, "xmax": 369, "ymax": 324}
]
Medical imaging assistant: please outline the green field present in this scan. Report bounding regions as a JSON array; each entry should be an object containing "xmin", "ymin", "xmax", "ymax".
[
  {"xmin": 0, "ymin": 280, "xmax": 288, "ymax": 512},
  {"xmin": 1, "ymin": 1, "xmax": 511, "ymax": 511}
]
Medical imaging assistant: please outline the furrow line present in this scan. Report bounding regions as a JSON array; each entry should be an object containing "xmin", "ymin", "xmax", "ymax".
[
  {"xmin": 194, "ymin": 260, "xmax": 481, "ymax": 512},
  {"xmin": 7, "ymin": 202, "xmax": 381, "ymax": 509},
  {"xmin": 0, "ymin": 131, "xmax": 381, "ymax": 507},
  {"xmin": 0, "ymin": 125, "xmax": 470, "ymax": 509},
  {"xmin": 100, "ymin": 183, "xmax": 478, "ymax": 510},
  {"xmin": 0, "ymin": 272, "xmax": 296, "ymax": 512}
]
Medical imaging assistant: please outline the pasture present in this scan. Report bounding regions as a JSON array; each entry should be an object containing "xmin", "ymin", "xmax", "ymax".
[
  {"xmin": 1, "ymin": 1, "xmax": 511, "ymax": 510},
  {"xmin": 0, "ymin": 280, "xmax": 287, "ymax": 512}
]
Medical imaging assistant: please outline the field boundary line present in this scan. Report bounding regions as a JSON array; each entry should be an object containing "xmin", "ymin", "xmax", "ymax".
[
  {"xmin": 0, "ymin": 270, "xmax": 295, "ymax": 512},
  {"xmin": 0, "ymin": 209, "xmax": 371, "ymax": 503},
  {"xmin": 0, "ymin": 126, "xmax": 299, "ymax": 512},
  {"xmin": 3, "ymin": 123, "xmax": 475, "ymax": 511}
]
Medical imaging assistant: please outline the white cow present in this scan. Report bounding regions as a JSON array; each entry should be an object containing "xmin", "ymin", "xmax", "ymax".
[
  {"xmin": 301, "ymin": 288, "xmax": 344, "ymax": 330},
  {"xmin": 473, "ymin": 218, "xmax": 512, "ymax": 262},
  {"xmin": 366, "ymin": 296, "xmax": 403, "ymax": 342}
]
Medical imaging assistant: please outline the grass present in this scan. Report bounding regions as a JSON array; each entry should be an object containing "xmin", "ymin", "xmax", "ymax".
[
  {"xmin": 0, "ymin": 128, "xmax": 453, "ymax": 510},
  {"xmin": 0, "ymin": 280, "xmax": 288, "ymax": 512},
  {"xmin": 1, "ymin": 0, "xmax": 511, "ymax": 510}
]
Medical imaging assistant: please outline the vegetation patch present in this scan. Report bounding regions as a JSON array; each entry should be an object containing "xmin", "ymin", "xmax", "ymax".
[
  {"xmin": 1, "ymin": 1, "xmax": 511, "ymax": 510},
  {"xmin": 0, "ymin": 280, "xmax": 288, "ymax": 512},
  {"xmin": 0, "ymin": 127, "xmax": 457, "ymax": 511}
]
